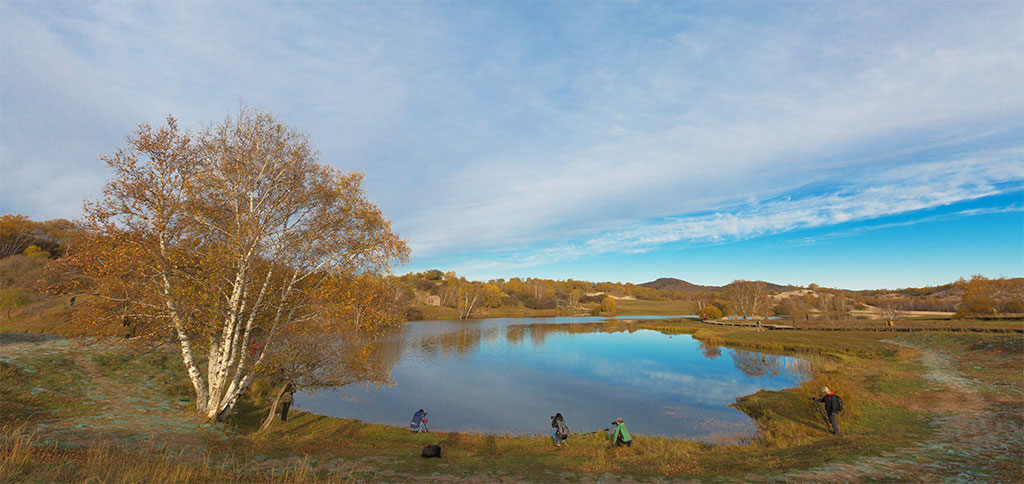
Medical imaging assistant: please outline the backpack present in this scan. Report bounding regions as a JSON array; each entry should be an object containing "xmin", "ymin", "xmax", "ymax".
[
  {"xmin": 830, "ymin": 394, "xmax": 843, "ymax": 412},
  {"xmin": 556, "ymin": 420, "xmax": 569, "ymax": 439},
  {"xmin": 421, "ymin": 444, "xmax": 441, "ymax": 458}
]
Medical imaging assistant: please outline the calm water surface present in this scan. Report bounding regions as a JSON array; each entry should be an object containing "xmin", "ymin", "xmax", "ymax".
[{"xmin": 298, "ymin": 317, "xmax": 810, "ymax": 440}]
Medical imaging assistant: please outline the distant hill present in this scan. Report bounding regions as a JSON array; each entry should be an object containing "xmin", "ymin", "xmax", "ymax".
[
  {"xmin": 640, "ymin": 277, "xmax": 795, "ymax": 293},
  {"xmin": 639, "ymin": 278, "xmax": 712, "ymax": 293},
  {"xmin": 741, "ymin": 281, "xmax": 795, "ymax": 293}
]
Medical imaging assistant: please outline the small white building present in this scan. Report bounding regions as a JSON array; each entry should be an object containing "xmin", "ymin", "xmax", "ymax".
[{"xmin": 425, "ymin": 295, "xmax": 441, "ymax": 306}]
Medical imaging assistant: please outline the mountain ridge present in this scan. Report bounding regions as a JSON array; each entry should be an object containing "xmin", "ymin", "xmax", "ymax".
[{"xmin": 639, "ymin": 277, "xmax": 795, "ymax": 293}]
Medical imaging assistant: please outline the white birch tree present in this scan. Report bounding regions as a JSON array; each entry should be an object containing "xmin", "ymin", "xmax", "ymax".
[{"xmin": 63, "ymin": 109, "xmax": 408, "ymax": 422}]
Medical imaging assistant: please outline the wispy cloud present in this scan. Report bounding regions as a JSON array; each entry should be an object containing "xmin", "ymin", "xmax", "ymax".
[
  {"xmin": 783, "ymin": 204, "xmax": 1024, "ymax": 248},
  {"xmin": 450, "ymin": 152, "xmax": 1023, "ymax": 272},
  {"xmin": 392, "ymin": 5, "xmax": 1024, "ymax": 258}
]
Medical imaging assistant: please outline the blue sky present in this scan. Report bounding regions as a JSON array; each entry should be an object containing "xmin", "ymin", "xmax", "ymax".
[{"xmin": 1, "ymin": 1, "xmax": 1022, "ymax": 289}]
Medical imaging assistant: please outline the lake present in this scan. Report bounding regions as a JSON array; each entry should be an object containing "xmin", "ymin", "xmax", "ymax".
[{"xmin": 297, "ymin": 316, "xmax": 811, "ymax": 441}]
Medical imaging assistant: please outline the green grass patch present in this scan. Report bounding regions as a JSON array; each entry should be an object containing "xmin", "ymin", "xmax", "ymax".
[
  {"xmin": 614, "ymin": 298, "xmax": 695, "ymax": 315},
  {"xmin": 91, "ymin": 346, "xmax": 194, "ymax": 403},
  {"xmin": 0, "ymin": 352, "xmax": 91, "ymax": 423},
  {"xmin": 0, "ymin": 361, "xmax": 52, "ymax": 424}
]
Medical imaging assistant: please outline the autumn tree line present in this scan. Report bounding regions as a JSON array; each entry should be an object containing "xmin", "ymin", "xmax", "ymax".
[
  {"xmin": 382, "ymin": 271, "xmax": 1020, "ymax": 321},
  {"xmin": 5, "ymin": 214, "xmax": 1021, "ymax": 328},
  {"xmin": 5, "ymin": 213, "xmax": 1023, "ymax": 324}
]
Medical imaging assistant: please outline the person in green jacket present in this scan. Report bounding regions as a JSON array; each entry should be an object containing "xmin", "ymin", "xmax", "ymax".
[{"xmin": 611, "ymin": 418, "xmax": 632, "ymax": 447}]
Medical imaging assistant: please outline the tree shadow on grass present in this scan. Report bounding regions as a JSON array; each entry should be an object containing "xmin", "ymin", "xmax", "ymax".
[
  {"xmin": 0, "ymin": 332, "xmax": 63, "ymax": 345},
  {"xmin": 282, "ymin": 413, "xmax": 327, "ymax": 435}
]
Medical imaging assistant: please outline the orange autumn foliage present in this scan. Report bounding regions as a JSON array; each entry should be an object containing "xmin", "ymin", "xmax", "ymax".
[{"xmin": 48, "ymin": 108, "xmax": 408, "ymax": 422}]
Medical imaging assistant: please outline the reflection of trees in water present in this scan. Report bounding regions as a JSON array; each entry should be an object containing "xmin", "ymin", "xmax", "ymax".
[
  {"xmin": 782, "ymin": 356, "xmax": 814, "ymax": 380},
  {"xmin": 529, "ymin": 326, "xmax": 546, "ymax": 347},
  {"xmin": 730, "ymin": 349, "xmax": 781, "ymax": 378},
  {"xmin": 505, "ymin": 325, "xmax": 526, "ymax": 346},
  {"xmin": 369, "ymin": 334, "xmax": 404, "ymax": 378},
  {"xmin": 504, "ymin": 320, "xmax": 639, "ymax": 349},
  {"xmin": 506, "ymin": 323, "xmax": 603, "ymax": 348},
  {"xmin": 413, "ymin": 336, "xmax": 439, "ymax": 359},
  {"xmin": 731, "ymin": 349, "xmax": 815, "ymax": 380},
  {"xmin": 320, "ymin": 328, "xmax": 404, "ymax": 388},
  {"xmin": 699, "ymin": 341, "xmax": 722, "ymax": 359},
  {"xmin": 601, "ymin": 320, "xmax": 639, "ymax": 333},
  {"xmin": 409, "ymin": 321, "xmax": 642, "ymax": 354},
  {"xmin": 482, "ymin": 327, "xmax": 500, "ymax": 344},
  {"xmin": 409, "ymin": 320, "xmax": 682, "ymax": 355},
  {"xmin": 412, "ymin": 327, "xmax": 484, "ymax": 359},
  {"xmin": 445, "ymin": 328, "xmax": 482, "ymax": 357}
]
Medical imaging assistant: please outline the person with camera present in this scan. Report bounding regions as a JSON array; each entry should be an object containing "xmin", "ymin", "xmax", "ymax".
[
  {"xmin": 550, "ymin": 412, "xmax": 569, "ymax": 446},
  {"xmin": 410, "ymin": 409, "xmax": 428, "ymax": 433},
  {"xmin": 610, "ymin": 417, "xmax": 632, "ymax": 447},
  {"xmin": 809, "ymin": 386, "xmax": 843, "ymax": 435}
]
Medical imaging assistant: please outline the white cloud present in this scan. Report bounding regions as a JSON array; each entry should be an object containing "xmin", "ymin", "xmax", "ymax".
[
  {"xmin": 449, "ymin": 150, "xmax": 1023, "ymax": 272},
  {"xmin": 783, "ymin": 204, "xmax": 1024, "ymax": 248},
  {"xmin": 394, "ymin": 7, "xmax": 1024, "ymax": 257}
]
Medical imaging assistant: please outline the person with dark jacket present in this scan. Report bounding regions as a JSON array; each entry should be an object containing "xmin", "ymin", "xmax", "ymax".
[
  {"xmin": 280, "ymin": 383, "xmax": 295, "ymax": 422},
  {"xmin": 550, "ymin": 413, "xmax": 568, "ymax": 446},
  {"xmin": 410, "ymin": 409, "xmax": 428, "ymax": 433},
  {"xmin": 813, "ymin": 386, "xmax": 842, "ymax": 434}
]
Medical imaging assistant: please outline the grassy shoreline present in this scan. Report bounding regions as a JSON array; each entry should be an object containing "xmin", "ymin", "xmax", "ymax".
[{"xmin": 2, "ymin": 320, "xmax": 1022, "ymax": 482}]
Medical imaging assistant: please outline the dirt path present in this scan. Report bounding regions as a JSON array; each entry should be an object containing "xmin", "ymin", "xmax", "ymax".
[{"xmin": 770, "ymin": 335, "xmax": 1022, "ymax": 483}]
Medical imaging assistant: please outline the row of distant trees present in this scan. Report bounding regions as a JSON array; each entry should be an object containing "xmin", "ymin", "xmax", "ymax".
[
  {"xmin": 6, "ymin": 214, "xmax": 1021, "ymax": 324},
  {"xmin": 392, "ymin": 270, "xmax": 626, "ymax": 318},
  {"xmin": 0, "ymin": 214, "xmax": 75, "ymax": 259},
  {"xmin": 387, "ymin": 272, "xmax": 1023, "ymax": 321},
  {"xmin": 954, "ymin": 275, "xmax": 1024, "ymax": 316},
  {"xmin": 6, "ymin": 216, "xmax": 1021, "ymax": 323}
]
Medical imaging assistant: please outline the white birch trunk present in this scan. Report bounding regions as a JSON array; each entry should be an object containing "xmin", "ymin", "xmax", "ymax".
[{"xmin": 157, "ymin": 235, "xmax": 209, "ymax": 413}]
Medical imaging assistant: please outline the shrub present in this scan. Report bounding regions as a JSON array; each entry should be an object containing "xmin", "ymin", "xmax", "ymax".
[
  {"xmin": 405, "ymin": 307, "xmax": 424, "ymax": 321},
  {"xmin": 22, "ymin": 245, "xmax": 50, "ymax": 260},
  {"xmin": 601, "ymin": 296, "xmax": 617, "ymax": 314},
  {"xmin": 702, "ymin": 305, "xmax": 723, "ymax": 320},
  {"xmin": 0, "ymin": 289, "xmax": 31, "ymax": 318}
]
